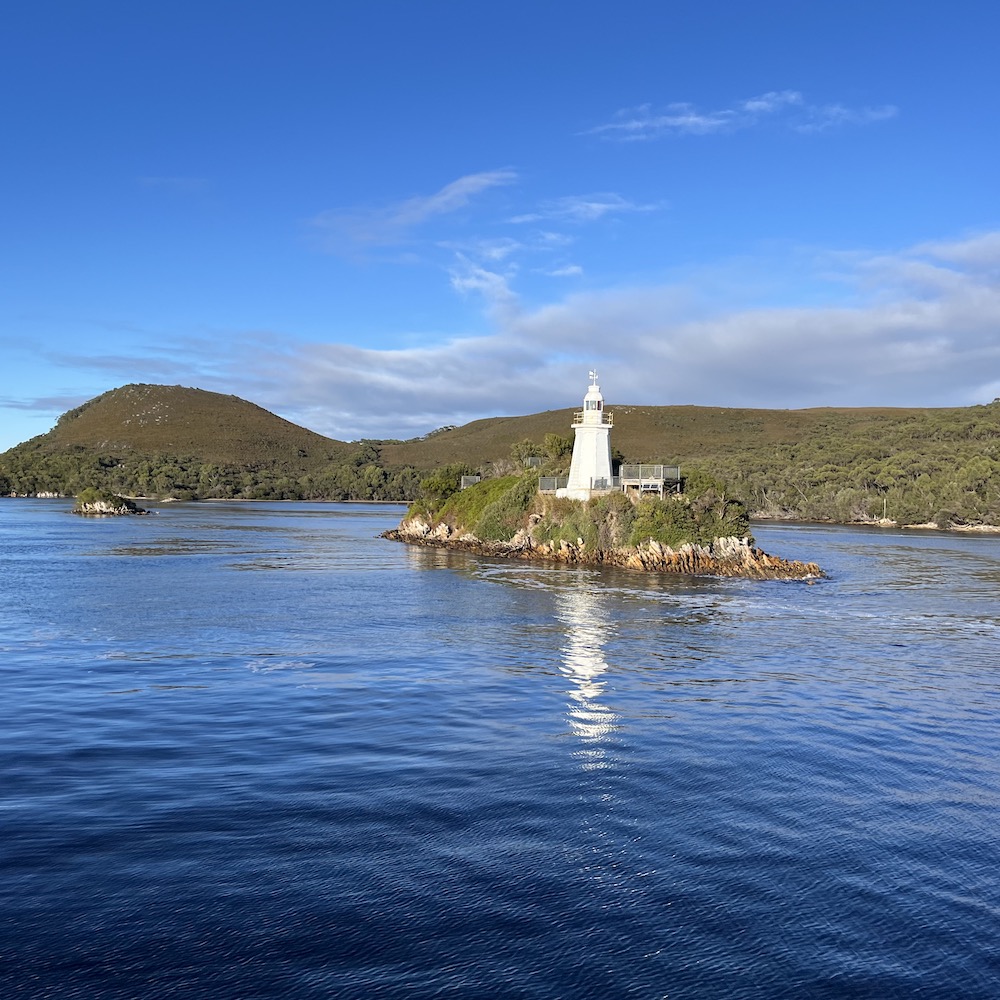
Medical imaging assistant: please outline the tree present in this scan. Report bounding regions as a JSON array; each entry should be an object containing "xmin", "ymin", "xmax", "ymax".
[
  {"xmin": 419, "ymin": 464, "xmax": 473, "ymax": 505},
  {"xmin": 543, "ymin": 433, "xmax": 573, "ymax": 460},
  {"xmin": 510, "ymin": 439, "xmax": 544, "ymax": 464}
]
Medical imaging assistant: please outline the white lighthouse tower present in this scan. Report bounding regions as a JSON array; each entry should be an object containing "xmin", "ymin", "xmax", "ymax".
[{"xmin": 557, "ymin": 371, "xmax": 614, "ymax": 501}]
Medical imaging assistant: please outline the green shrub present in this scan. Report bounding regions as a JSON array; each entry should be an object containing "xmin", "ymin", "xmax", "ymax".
[
  {"xmin": 473, "ymin": 475, "xmax": 538, "ymax": 541},
  {"xmin": 73, "ymin": 488, "xmax": 142, "ymax": 513},
  {"xmin": 419, "ymin": 463, "xmax": 474, "ymax": 507},
  {"xmin": 628, "ymin": 496, "xmax": 700, "ymax": 548},
  {"xmin": 435, "ymin": 475, "xmax": 521, "ymax": 533},
  {"xmin": 592, "ymin": 490, "xmax": 636, "ymax": 548}
]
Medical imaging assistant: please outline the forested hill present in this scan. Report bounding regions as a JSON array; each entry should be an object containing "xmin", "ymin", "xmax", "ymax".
[
  {"xmin": 381, "ymin": 400, "xmax": 1000, "ymax": 528},
  {"xmin": 3, "ymin": 384, "xmax": 999, "ymax": 526},
  {"xmin": 0, "ymin": 384, "xmax": 422, "ymax": 501}
]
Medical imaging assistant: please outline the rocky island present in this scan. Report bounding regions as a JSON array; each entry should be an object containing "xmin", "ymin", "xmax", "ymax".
[
  {"xmin": 382, "ymin": 474, "xmax": 823, "ymax": 581},
  {"xmin": 384, "ymin": 374, "xmax": 823, "ymax": 581},
  {"xmin": 72, "ymin": 488, "xmax": 148, "ymax": 516}
]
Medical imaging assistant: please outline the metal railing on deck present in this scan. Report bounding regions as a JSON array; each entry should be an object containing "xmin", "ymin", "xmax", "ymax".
[
  {"xmin": 538, "ymin": 476, "xmax": 623, "ymax": 493},
  {"xmin": 538, "ymin": 476, "xmax": 569, "ymax": 493},
  {"xmin": 539, "ymin": 469, "xmax": 681, "ymax": 495},
  {"xmin": 590, "ymin": 477, "xmax": 620, "ymax": 491},
  {"xmin": 571, "ymin": 410, "xmax": 613, "ymax": 426},
  {"xmin": 619, "ymin": 464, "xmax": 681, "ymax": 483}
]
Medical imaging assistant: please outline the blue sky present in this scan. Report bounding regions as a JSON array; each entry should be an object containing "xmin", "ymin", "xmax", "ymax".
[{"xmin": 3, "ymin": 1, "xmax": 999, "ymax": 451}]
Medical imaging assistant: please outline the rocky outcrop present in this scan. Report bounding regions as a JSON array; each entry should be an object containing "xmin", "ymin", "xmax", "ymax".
[
  {"xmin": 72, "ymin": 494, "xmax": 148, "ymax": 516},
  {"xmin": 382, "ymin": 518, "xmax": 823, "ymax": 580}
]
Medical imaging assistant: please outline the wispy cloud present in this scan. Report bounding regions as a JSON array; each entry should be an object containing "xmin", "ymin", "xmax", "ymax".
[
  {"xmin": 907, "ymin": 232, "xmax": 1000, "ymax": 268},
  {"xmin": 44, "ymin": 350, "xmax": 191, "ymax": 379},
  {"xmin": 447, "ymin": 254, "xmax": 521, "ymax": 325},
  {"xmin": 586, "ymin": 91, "xmax": 897, "ymax": 141},
  {"xmin": 437, "ymin": 237, "xmax": 524, "ymax": 262},
  {"xmin": 794, "ymin": 103, "xmax": 899, "ymax": 133},
  {"xmin": 36, "ymin": 332, "xmax": 238, "ymax": 389},
  {"xmin": 510, "ymin": 192, "xmax": 662, "ymax": 224},
  {"xmin": 0, "ymin": 392, "xmax": 92, "ymax": 414},
  {"xmin": 310, "ymin": 169, "xmax": 518, "ymax": 250}
]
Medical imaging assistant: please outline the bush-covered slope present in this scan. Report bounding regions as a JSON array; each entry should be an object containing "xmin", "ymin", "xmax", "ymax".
[
  {"xmin": 0, "ymin": 384, "xmax": 422, "ymax": 501},
  {"xmin": 30, "ymin": 383, "xmax": 347, "ymax": 464},
  {"xmin": 3, "ymin": 383, "xmax": 999, "ymax": 525},
  {"xmin": 385, "ymin": 401, "xmax": 1000, "ymax": 528}
]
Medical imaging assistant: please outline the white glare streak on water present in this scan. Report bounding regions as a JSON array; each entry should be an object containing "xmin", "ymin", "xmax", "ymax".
[{"xmin": 1, "ymin": 500, "xmax": 999, "ymax": 999}]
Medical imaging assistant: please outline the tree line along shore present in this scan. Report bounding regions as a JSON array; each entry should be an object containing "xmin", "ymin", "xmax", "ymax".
[{"xmin": 2, "ymin": 384, "xmax": 999, "ymax": 530}]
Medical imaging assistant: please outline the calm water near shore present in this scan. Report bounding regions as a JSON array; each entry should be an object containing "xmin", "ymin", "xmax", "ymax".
[{"xmin": 2, "ymin": 499, "xmax": 999, "ymax": 999}]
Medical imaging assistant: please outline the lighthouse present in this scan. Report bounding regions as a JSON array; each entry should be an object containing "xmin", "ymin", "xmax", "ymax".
[{"xmin": 557, "ymin": 371, "xmax": 614, "ymax": 501}]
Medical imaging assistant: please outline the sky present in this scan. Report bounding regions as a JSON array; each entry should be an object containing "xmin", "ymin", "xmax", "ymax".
[{"xmin": 2, "ymin": 1, "xmax": 999, "ymax": 451}]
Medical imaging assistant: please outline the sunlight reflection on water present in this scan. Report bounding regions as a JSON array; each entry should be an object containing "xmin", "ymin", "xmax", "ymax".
[{"xmin": 2, "ymin": 502, "xmax": 1000, "ymax": 999}]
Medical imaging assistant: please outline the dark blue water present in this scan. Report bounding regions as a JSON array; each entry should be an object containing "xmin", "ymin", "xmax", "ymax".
[{"xmin": 2, "ymin": 500, "xmax": 999, "ymax": 999}]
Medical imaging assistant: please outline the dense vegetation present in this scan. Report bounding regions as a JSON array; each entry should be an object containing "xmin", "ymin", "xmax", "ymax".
[
  {"xmin": 385, "ymin": 400, "xmax": 1000, "ymax": 529},
  {"xmin": 695, "ymin": 407, "xmax": 1000, "ymax": 528},
  {"xmin": 409, "ymin": 467, "xmax": 751, "ymax": 550},
  {"xmin": 0, "ymin": 385, "xmax": 423, "ymax": 501},
  {"xmin": 2, "ymin": 383, "xmax": 999, "ymax": 528},
  {"xmin": 0, "ymin": 441, "xmax": 423, "ymax": 501}
]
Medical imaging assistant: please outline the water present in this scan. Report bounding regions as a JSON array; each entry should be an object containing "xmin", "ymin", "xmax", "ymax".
[{"xmin": 2, "ymin": 500, "xmax": 999, "ymax": 999}]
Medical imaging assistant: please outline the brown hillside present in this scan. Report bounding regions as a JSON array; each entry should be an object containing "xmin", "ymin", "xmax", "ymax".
[
  {"xmin": 381, "ymin": 403, "xmax": 944, "ymax": 469},
  {"xmin": 37, "ymin": 384, "xmax": 349, "ymax": 466}
]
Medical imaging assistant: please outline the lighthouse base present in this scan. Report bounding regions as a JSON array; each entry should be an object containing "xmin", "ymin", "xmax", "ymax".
[{"xmin": 555, "ymin": 486, "xmax": 598, "ymax": 501}]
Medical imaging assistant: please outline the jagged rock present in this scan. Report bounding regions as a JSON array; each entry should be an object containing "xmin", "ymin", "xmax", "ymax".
[{"xmin": 382, "ymin": 519, "xmax": 824, "ymax": 581}]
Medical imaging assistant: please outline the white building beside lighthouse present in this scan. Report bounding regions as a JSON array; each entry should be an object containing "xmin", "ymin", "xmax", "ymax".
[{"xmin": 556, "ymin": 372, "xmax": 614, "ymax": 501}]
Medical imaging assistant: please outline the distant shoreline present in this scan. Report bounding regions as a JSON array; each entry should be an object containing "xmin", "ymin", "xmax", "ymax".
[
  {"xmin": 7, "ymin": 495, "xmax": 1000, "ymax": 532},
  {"xmin": 751, "ymin": 513, "xmax": 1000, "ymax": 534},
  {"xmin": 145, "ymin": 497, "xmax": 409, "ymax": 505},
  {"xmin": 191, "ymin": 498, "xmax": 408, "ymax": 505}
]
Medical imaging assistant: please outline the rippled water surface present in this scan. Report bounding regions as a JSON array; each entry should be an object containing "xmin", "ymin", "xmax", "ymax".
[{"xmin": 2, "ymin": 500, "xmax": 999, "ymax": 998}]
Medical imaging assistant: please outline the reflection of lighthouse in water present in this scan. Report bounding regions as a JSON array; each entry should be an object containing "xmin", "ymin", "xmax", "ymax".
[{"xmin": 556, "ymin": 585, "xmax": 618, "ymax": 751}]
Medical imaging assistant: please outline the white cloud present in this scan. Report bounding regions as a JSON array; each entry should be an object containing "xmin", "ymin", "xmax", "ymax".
[
  {"xmin": 509, "ymin": 193, "xmax": 662, "ymax": 224},
  {"xmin": 794, "ymin": 103, "xmax": 899, "ymax": 133},
  {"xmin": 740, "ymin": 91, "xmax": 804, "ymax": 115},
  {"xmin": 309, "ymin": 174, "xmax": 653, "ymax": 312},
  {"xmin": 246, "ymin": 230, "xmax": 1000, "ymax": 439},
  {"xmin": 585, "ymin": 102, "xmax": 737, "ymax": 140},
  {"xmin": 586, "ymin": 91, "xmax": 897, "ymax": 141},
  {"xmin": 310, "ymin": 169, "xmax": 517, "ymax": 249},
  {"xmin": 447, "ymin": 254, "xmax": 520, "ymax": 324},
  {"xmin": 536, "ymin": 231, "xmax": 574, "ymax": 248},
  {"xmin": 29, "ymin": 232, "xmax": 996, "ymax": 445},
  {"xmin": 908, "ymin": 231, "xmax": 1000, "ymax": 268},
  {"xmin": 437, "ymin": 237, "xmax": 524, "ymax": 262}
]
